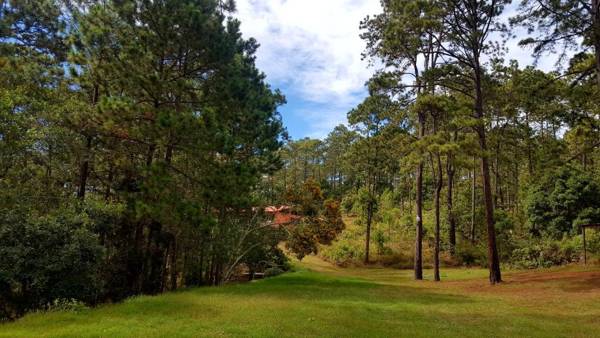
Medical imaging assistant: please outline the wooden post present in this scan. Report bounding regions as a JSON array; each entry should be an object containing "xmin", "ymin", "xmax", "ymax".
[{"xmin": 583, "ymin": 226, "xmax": 587, "ymax": 265}]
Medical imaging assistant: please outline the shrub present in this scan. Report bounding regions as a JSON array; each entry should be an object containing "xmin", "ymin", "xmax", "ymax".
[
  {"xmin": 510, "ymin": 237, "xmax": 581, "ymax": 269},
  {"xmin": 45, "ymin": 298, "xmax": 88, "ymax": 313},
  {"xmin": 0, "ymin": 211, "xmax": 104, "ymax": 320},
  {"xmin": 263, "ymin": 267, "xmax": 285, "ymax": 278},
  {"xmin": 526, "ymin": 166, "xmax": 600, "ymax": 238},
  {"xmin": 379, "ymin": 252, "xmax": 413, "ymax": 269},
  {"xmin": 455, "ymin": 242, "xmax": 487, "ymax": 267},
  {"xmin": 320, "ymin": 239, "xmax": 364, "ymax": 266},
  {"xmin": 341, "ymin": 192, "xmax": 357, "ymax": 214}
]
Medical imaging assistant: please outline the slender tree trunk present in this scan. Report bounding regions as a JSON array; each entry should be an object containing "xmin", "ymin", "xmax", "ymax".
[
  {"xmin": 77, "ymin": 84, "xmax": 99, "ymax": 200},
  {"xmin": 434, "ymin": 152, "xmax": 443, "ymax": 282},
  {"xmin": 514, "ymin": 161, "xmax": 520, "ymax": 215},
  {"xmin": 475, "ymin": 67, "xmax": 502, "ymax": 285},
  {"xmin": 494, "ymin": 142, "xmax": 500, "ymax": 207},
  {"xmin": 471, "ymin": 160, "xmax": 476, "ymax": 244},
  {"xmin": 525, "ymin": 112, "xmax": 533, "ymax": 176},
  {"xmin": 105, "ymin": 163, "xmax": 113, "ymax": 201},
  {"xmin": 365, "ymin": 201, "xmax": 372, "ymax": 264},
  {"xmin": 77, "ymin": 135, "xmax": 92, "ymax": 200},
  {"xmin": 594, "ymin": 0, "xmax": 600, "ymax": 90},
  {"xmin": 146, "ymin": 144, "xmax": 156, "ymax": 167},
  {"xmin": 414, "ymin": 113, "xmax": 425, "ymax": 280},
  {"xmin": 447, "ymin": 156, "xmax": 456, "ymax": 255},
  {"xmin": 165, "ymin": 145, "xmax": 173, "ymax": 164},
  {"xmin": 283, "ymin": 166, "xmax": 287, "ymax": 192},
  {"xmin": 170, "ymin": 238, "xmax": 177, "ymax": 290}
]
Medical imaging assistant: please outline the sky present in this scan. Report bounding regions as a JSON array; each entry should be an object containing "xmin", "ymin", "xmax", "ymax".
[{"xmin": 234, "ymin": 1, "xmax": 558, "ymax": 140}]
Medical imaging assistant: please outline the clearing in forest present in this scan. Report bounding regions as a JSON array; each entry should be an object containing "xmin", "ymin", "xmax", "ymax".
[{"xmin": 1, "ymin": 256, "xmax": 599, "ymax": 338}]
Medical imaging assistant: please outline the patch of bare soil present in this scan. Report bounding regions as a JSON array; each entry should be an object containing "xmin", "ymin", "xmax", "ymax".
[{"xmin": 442, "ymin": 268, "xmax": 600, "ymax": 310}]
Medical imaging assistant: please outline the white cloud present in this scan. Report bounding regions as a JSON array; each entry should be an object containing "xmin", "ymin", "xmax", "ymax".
[
  {"xmin": 235, "ymin": 0, "xmax": 381, "ymax": 138},
  {"xmin": 234, "ymin": 1, "xmax": 568, "ymax": 139}
]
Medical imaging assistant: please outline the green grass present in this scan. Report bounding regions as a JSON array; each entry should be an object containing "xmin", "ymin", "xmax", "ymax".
[{"xmin": 2, "ymin": 258, "xmax": 600, "ymax": 337}]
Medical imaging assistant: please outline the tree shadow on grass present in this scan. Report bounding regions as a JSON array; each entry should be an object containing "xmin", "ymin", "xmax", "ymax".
[
  {"xmin": 198, "ymin": 271, "xmax": 474, "ymax": 307},
  {"xmin": 503, "ymin": 270, "xmax": 600, "ymax": 293},
  {"xmin": 559, "ymin": 275, "xmax": 600, "ymax": 292}
]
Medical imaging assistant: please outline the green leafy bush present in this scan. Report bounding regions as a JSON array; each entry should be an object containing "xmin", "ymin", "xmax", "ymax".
[
  {"xmin": 0, "ymin": 211, "xmax": 104, "ymax": 320},
  {"xmin": 320, "ymin": 240, "xmax": 364, "ymax": 266},
  {"xmin": 263, "ymin": 267, "xmax": 285, "ymax": 278},
  {"xmin": 455, "ymin": 242, "xmax": 487, "ymax": 267},
  {"xmin": 510, "ymin": 237, "xmax": 581, "ymax": 269},
  {"xmin": 45, "ymin": 298, "xmax": 88, "ymax": 313},
  {"xmin": 526, "ymin": 166, "xmax": 600, "ymax": 238},
  {"xmin": 341, "ymin": 192, "xmax": 358, "ymax": 214}
]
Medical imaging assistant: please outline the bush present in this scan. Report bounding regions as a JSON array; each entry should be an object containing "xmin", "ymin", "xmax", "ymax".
[
  {"xmin": 526, "ymin": 166, "xmax": 600, "ymax": 238},
  {"xmin": 455, "ymin": 242, "xmax": 487, "ymax": 267},
  {"xmin": 320, "ymin": 239, "xmax": 364, "ymax": 266},
  {"xmin": 379, "ymin": 252, "xmax": 413, "ymax": 269},
  {"xmin": 341, "ymin": 192, "xmax": 357, "ymax": 214},
  {"xmin": 510, "ymin": 237, "xmax": 581, "ymax": 269},
  {"xmin": 0, "ymin": 211, "xmax": 104, "ymax": 320},
  {"xmin": 45, "ymin": 298, "xmax": 88, "ymax": 313},
  {"xmin": 263, "ymin": 267, "xmax": 285, "ymax": 278}
]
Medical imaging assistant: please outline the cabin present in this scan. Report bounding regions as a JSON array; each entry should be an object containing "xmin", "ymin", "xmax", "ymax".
[{"xmin": 264, "ymin": 205, "xmax": 301, "ymax": 227}]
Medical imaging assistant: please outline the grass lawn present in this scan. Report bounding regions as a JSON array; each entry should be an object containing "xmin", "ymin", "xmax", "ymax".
[{"xmin": 1, "ymin": 256, "xmax": 600, "ymax": 337}]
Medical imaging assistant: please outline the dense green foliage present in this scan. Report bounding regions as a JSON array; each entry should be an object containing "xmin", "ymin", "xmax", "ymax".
[
  {"xmin": 0, "ymin": 0, "xmax": 295, "ymax": 319},
  {"xmin": 0, "ymin": 210, "xmax": 104, "ymax": 319},
  {"xmin": 526, "ymin": 166, "xmax": 600, "ymax": 238}
]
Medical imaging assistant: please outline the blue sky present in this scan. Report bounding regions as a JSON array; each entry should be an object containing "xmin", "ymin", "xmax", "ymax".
[{"xmin": 235, "ymin": 1, "xmax": 558, "ymax": 140}]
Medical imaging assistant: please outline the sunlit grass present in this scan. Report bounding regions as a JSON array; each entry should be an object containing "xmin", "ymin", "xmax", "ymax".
[{"xmin": 2, "ymin": 259, "xmax": 599, "ymax": 337}]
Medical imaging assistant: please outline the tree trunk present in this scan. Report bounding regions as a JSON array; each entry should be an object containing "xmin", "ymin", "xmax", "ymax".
[
  {"xmin": 594, "ymin": 0, "xmax": 600, "ymax": 90},
  {"xmin": 77, "ymin": 84, "xmax": 99, "ymax": 200},
  {"xmin": 105, "ymin": 163, "xmax": 113, "ymax": 201},
  {"xmin": 475, "ymin": 68, "xmax": 502, "ymax": 285},
  {"xmin": 494, "ymin": 141, "xmax": 500, "ymax": 207},
  {"xmin": 414, "ymin": 113, "xmax": 425, "ymax": 280},
  {"xmin": 77, "ymin": 135, "xmax": 92, "ymax": 200},
  {"xmin": 525, "ymin": 112, "xmax": 533, "ymax": 176},
  {"xmin": 170, "ymin": 238, "xmax": 177, "ymax": 290},
  {"xmin": 447, "ymin": 156, "xmax": 456, "ymax": 255},
  {"xmin": 365, "ymin": 201, "xmax": 373, "ymax": 264},
  {"xmin": 434, "ymin": 152, "xmax": 443, "ymax": 282},
  {"xmin": 471, "ymin": 160, "xmax": 476, "ymax": 244}
]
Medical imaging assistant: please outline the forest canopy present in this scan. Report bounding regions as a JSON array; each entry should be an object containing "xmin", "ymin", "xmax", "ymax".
[
  {"xmin": 2, "ymin": 0, "xmax": 600, "ymax": 324},
  {"xmin": 0, "ymin": 0, "xmax": 294, "ymax": 319}
]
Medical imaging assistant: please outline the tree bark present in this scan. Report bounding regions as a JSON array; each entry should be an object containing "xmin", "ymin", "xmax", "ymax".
[
  {"xmin": 365, "ymin": 201, "xmax": 372, "ymax": 264},
  {"xmin": 170, "ymin": 238, "xmax": 177, "ymax": 290},
  {"xmin": 475, "ymin": 66, "xmax": 502, "ymax": 285},
  {"xmin": 446, "ymin": 155, "xmax": 456, "ymax": 255},
  {"xmin": 77, "ymin": 84, "xmax": 99, "ymax": 200},
  {"xmin": 593, "ymin": 0, "xmax": 600, "ymax": 90},
  {"xmin": 471, "ymin": 160, "xmax": 476, "ymax": 244},
  {"xmin": 414, "ymin": 112, "xmax": 425, "ymax": 280},
  {"xmin": 494, "ymin": 141, "xmax": 500, "ymax": 207},
  {"xmin": 104, "ymin": 163, "xmax": 113, "ymax": 201},
  {"xmin": 434, "ymin": 152, "xmax": 443, "ymax": 282},
  {"xmin": 77, "ymin": 135, "xmax": 92, "ymax": 200}
]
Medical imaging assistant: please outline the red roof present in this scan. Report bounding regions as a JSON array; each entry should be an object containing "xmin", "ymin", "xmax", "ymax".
[{"xmin": 265, "ymin": 206, "xmax": 301, "ymax": 226}]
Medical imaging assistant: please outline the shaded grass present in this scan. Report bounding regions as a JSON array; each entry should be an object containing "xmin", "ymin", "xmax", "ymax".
[{"xmin": 2, "ymin": 259, "xmax": 600, "ymax": 337}]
